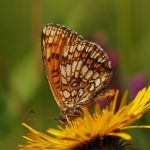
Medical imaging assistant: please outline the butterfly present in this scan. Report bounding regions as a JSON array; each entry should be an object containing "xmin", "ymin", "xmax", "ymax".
[{"xmin": 41, "ymin": 23, "xmax": 114, "ymax": 122}]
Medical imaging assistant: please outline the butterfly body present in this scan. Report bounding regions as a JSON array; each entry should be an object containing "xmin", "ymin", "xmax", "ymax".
[{"xmin": 41, "ymin": 23, "xmax": 113, "ymax": 122}]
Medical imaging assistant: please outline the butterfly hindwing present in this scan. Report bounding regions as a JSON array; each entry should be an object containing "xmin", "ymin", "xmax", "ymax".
[{"xmin": 60, "ymin": 40, "xmax": 112, "ymax": 107}]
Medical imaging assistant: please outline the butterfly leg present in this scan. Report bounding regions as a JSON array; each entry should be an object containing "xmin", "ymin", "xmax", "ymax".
[
  {"xmin": 65, "ymin": 114, "xmax": 72, "ymax": 124},
  {"xmin": 96, "ymin": 88, "xmax": 115, "ymax": 100},
  {"xmin": 88, "ymin": 88, "xmax": 116, "ymax": 105}
]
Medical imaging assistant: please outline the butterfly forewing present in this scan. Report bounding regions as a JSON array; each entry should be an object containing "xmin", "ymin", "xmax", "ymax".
[
  {"xmin": 42, "ymin": 24, "xmax": 82, "ymax": 110},
  {"xmin": 42, "ymin": 23, "xmax": 112, "ymax": 114}
]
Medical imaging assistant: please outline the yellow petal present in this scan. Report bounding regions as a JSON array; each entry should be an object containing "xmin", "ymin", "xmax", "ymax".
[
  {"xmin": 108, "ymin": 132, "xmax": 132, "ymax": 140},
  {"xmin": 122, "ymin": 125, "xmax": 150, "ymax": 130}
]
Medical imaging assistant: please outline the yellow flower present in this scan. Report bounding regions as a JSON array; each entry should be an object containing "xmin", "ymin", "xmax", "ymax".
[{"xmin": 19, "ymin": 87, "xmax": 150, "ymax": 150}]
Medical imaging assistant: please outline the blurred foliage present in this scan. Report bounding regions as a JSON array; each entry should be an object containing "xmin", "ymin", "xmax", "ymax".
[{"xmin": 0, "ymin": 0, "xmax": 150, "ymax": 149}]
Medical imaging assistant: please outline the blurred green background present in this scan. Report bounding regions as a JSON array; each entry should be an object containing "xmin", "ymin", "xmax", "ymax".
[{"xmin": 0, "ymin": 0, "xmax": 150, "ymax": 149}]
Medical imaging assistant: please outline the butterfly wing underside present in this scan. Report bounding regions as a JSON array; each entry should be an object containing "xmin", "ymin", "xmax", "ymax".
[
  {"xmin": 60, "ymin": 40, "xmax": 112, "ymax": 108},
  {"xmin": 42, "ymin": 24, "xmax": 112, "ymax": 111},
  {"xmin": 41, "ymin": 24, "xmax": 82, "ymax": 110}
]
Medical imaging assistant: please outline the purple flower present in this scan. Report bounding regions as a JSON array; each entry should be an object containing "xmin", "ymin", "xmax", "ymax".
[{"xmin": 129, "ymin": 73, "xmax": 148, "ymax": 96}]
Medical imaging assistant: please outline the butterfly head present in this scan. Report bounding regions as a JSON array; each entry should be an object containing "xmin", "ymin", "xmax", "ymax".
[{"xmin": 59, "ymin": 106, "xmax": 83, "ymax": 124}]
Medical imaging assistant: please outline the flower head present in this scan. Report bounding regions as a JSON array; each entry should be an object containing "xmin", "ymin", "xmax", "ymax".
[{"xmin": 19, "ymin": 87, "xmax": 150, "ymax": 150}]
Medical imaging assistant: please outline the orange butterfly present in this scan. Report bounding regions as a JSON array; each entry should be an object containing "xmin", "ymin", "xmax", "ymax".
[{"xmin": 41, "ymin": 23, "xmax": 114, "ymax": 122}]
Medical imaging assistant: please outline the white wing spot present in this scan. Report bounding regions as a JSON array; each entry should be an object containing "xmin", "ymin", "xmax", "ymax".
[
  {"xmin": 72, "ymin": 60, "xmax": 78, "ymax": 74},
  {"xmin": 85, "ymin": 70, "xmax": 93, "ymax": 80},
  {"xmin": 77, "ymin": 44, "xmax": 82, "ymax": 51},
  {"xmin": 77, "ymin": 60, "xmax": 83, "ymax": 71},
  {"xmin": 51, "ymin": 30, "xmax": 55, "ymax": 36},
  {"xmin": 62, "ymin": 97, "xmax": 66, "ymax": 102},
  {"xmin": 63, "ymin": 49, "xmax": 68, "ymax": 57},
  {"xmin": 108, "ymin": 61, "xmax": 111, "ymax": 68},
  {"xmin": 71, "ymin": 90, "xmax": 77, "ymax": 97},
  {"xmin": 80, "ymin": 93, "xmax": 91, "ymax": 103},
  {"xmin": 101, "ymin": 58, "xmax": 106, "ymax": 63},
  {"xmin": 66, "ymin": 64, "xmax": 71, "ymax": 81},
  {"xmin": 46, "ymin": 47, "xmax": 51, "ymax": 59},
  {"xmin": 75, "ymin": 71, "xmax": 79, "ymax": 78},
  {"xmin": 89, "ymin": 83, "xmax": 95, "ymax": 91},
  {"xmin": 70, "ymin": 45, "xmax": 75, "ymax": 53},
  {"xmin": 79, "ymin": 89, "xmax": 84, "ymax": 96},
  {"xmin": 81, "ymin": 65, "xmax": 88, "ymax": 76},
  {"xmin": 46, "ymin": 29, "xmax": 50, "ymax": 36},
  {"xmin": 61, "ymin": 76, "xmax": 68, "ymax": 84},
  {"xmin": 91, "ymin": 51, "xmax": 97, "ymax": 58},
  {"xmin": 97, "ymin": 56, "xmax": 102, "ymax": 62},
  {"xmin": 80, "ymin": 97, "xmax": 88, "ymax": 103},
  {"xmin": 63, "ymin": 90, "xmax": 70, "ymax": 98},
  {"xmin": 61, "ymin": 65, "xmax": 66, "ymax": 78},
  {"xmin": 93, "ymin": 52, "xmax": 100, "ymax": 59},
  {"xmin": 72, "ymin": 82, "xmax": 78, "ymax": 87},
  {"xmin": 65, "ymin": 103, "xmax": 74, "ymax": 107},
  {"xmin": 95, "ymin": 78, "xmax": 101, "ymax": 87},
  {"xmin": 86, "ymin": 46, "xmax": 93, "ymax": 52},
  {"xmin": 92, "ymin": 72, "xmax": 99, "ymax": 79},
  {"xmin": 48, "ymin": 37, "xmax": 53, "ymax": 44},
  {"xmin": 101, "ymin": 75, "xmax": 106, "ymax": 83},
  {"xmin": 61, "ymin": 33, "xmax": 65, "ymax": 38},
  {"xmin": 68, "ymin": 54, "xmax": 72, "ymax": 60}
]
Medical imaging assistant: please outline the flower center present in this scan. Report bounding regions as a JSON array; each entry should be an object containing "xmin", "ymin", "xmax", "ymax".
[{"xmin": 73, "ymin": 136, "xmax": 132, "ymax": 150}]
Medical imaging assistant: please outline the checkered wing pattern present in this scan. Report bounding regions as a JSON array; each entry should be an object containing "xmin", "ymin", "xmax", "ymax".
[{"xmin": 42, "ymin": 23, "xmax": 112, "ymax": 111}]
